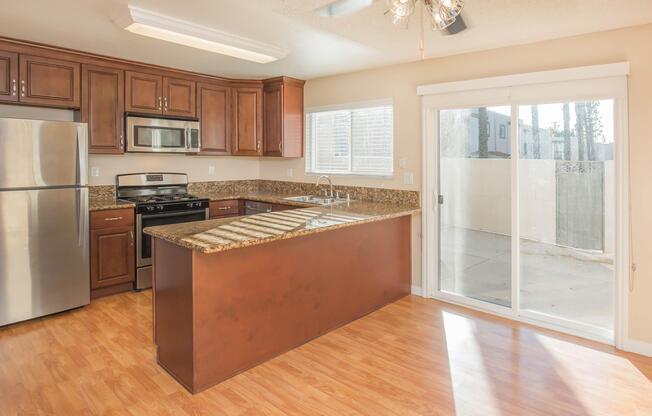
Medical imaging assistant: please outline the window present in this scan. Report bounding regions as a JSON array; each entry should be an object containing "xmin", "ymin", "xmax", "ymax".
[{"xmin": 305, "ymin": 102, "xmax": 394, "ymax": 176}]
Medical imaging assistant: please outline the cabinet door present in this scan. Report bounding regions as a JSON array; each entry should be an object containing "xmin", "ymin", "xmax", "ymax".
[
  {"xmin": 198, "ymin": 83, "xmax": 230, "ymax": 154},
  {"xmin": 19, "ymin": 54, "xmax": 80, "ymax": 108},
  {"xmin": 125, "ymin": 71, "xmax": 162, "ymax": 115},
  {"xmin": 263, "ymin": 82, "xmax": 283, "ymax": 156},
  {"xmin": 0, "ymin": 51, "xmax": 18, "ymax": 103},
  {"xmin": 164, "ymin": 77, "xmax": 196, "ymax": 117},
  {"xmin": 281, "ymin": 81, "xmax": 305, "ymax": 158},
  {"xmin": 232, "ymin": 87, "xmax": 262, "ymax": 156},
  {"xmin": 90, "ymin": 225, "xmax": 135, "ymax": 289},
  {"xmin": 81, "ymin": 65, "xmax": 125, "ymax": 154}
]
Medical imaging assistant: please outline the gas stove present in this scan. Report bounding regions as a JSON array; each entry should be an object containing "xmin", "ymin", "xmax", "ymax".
[{"xmin": 116, "ymin": 173, "xmax": 210, "ymax": 290}]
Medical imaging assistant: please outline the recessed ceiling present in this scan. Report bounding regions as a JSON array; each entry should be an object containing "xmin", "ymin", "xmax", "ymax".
[{"xmin": 1, "ymin": 0, "xmax": 651, "ymax": 80}]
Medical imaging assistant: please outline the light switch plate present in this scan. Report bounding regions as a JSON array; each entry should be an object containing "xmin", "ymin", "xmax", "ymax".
[
  {"xmin": 91, "ymin": 167, "xmax": 100, "ymax": 177},
  {"xmin": 286, "ymin": 168, "xmax": 294, "ymax": 178},
  {"xmin": 399, "ymin": 158, "xmax": 407, "ymax": 169},
  {"xmin": 208, "ymin": 166, "xmax": 216, "ymax": 175}
]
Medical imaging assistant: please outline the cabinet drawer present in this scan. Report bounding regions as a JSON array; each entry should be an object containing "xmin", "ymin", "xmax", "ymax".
[
  {"xmin": 210, "ymin": 200, "xmax": 239, "ymax": 218},
  {"xmin": 91, "ymin": 208, "xmax": 135, "ymax": 230}
]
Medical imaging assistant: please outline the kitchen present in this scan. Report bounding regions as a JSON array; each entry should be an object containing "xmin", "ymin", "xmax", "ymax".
[{"xmin": 1, "ymin": 1, "xmax": 652, "ymax": 415}]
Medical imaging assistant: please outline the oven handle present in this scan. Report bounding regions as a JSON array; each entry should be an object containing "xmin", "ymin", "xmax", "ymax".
[{"xmin": 141, "ymin": 209, "xmax": 207, "ymax": 220}]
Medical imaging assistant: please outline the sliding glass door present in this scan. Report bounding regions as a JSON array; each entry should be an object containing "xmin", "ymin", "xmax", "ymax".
[
  {"xmin": 438, "ymin": 106, "xmax": 512, "ymax": 307},
  {"xmin": 434, "ymin": 96, "xmax": 617, "ymax": 342},
  {"xmin": 518, "ymin": 100, "xmax": 614, "ymax": 334}
]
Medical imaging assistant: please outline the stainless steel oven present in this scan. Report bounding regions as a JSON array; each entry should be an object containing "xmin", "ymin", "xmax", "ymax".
[
  {"xmin": 126, "ymin": 116, "xmax": 200, "ymax": 153},
  {"xmin": 117, "ymin": 173, "xmax": 209, "ymax": 290}
]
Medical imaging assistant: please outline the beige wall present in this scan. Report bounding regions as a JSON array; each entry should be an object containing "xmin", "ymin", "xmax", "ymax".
[{"xmin": 259, "ymin": 23, "xmax": 652, "ymax": 345}]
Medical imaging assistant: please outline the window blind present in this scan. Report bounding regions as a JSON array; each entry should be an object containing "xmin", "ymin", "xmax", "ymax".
[{"xmin": 306, "ymin": 104, "xmax": 393, "ymax": 176}]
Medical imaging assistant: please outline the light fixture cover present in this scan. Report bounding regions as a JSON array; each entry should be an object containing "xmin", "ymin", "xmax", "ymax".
[{"xmin": 115, "ymin": 6, "xmax": 289, "ymax": 64}]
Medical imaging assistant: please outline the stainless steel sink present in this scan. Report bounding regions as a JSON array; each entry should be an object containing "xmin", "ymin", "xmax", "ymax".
[{"xmin": 284, "ymin": 195, "xmax": 349, "ymax": 206}]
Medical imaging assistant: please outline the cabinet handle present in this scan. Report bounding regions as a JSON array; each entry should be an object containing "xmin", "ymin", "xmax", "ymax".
[
  {"xmin": 218, "ymin": 206, "xmax": 231, "ymax": 211},
  {"xmin": 158, "ymin": 97, "xmax": 162, "ymax": 110},
  {"xmin": 130, "ymin": 230, "xmax": 134, "ymax": 246},
  {"xmin": 278, "ymin": 141, "xmax": 283, "ymax": 154},
  {"xmin": 120, "ymin": 133, "xmax": 124, "ymax": 147},
  {"xmin": 11, "ymin": 79, "xmax": 16, "ymax": 96},
  {"xmin": 20, "ymin": 80, "xmax": 25, "ymax": 97},
  {"xmin": 103, "ymin": 216, "xmax": 124, "ymax": 221},
  {"xmin": 256, "ymin": 141, "xmax": 260, "ymax": 152},
  {"xmin": 164, "ymin": 97, "xmax": 168, "ymax": 110}
]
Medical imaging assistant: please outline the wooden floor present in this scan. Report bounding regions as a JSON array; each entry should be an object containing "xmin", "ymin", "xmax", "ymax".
[{"xmin": 1, "ymin": 292, "xmax": 651, "ymax": 416}]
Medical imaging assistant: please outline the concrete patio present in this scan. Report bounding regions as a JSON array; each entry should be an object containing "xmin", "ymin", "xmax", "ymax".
[{"xmin": 439, "ymin": 226, "xmax": 614, "ymax": 330}]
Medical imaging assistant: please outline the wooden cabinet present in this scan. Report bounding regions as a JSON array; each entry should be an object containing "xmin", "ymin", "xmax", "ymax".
[
  {"xmin": 90, "ymin": 209, "xmax": 135, "ymax": 298},
  {"xmin": 126, "ymin": 71, "xmax": 196, "ymax": 117},
  {"xmin": 0, "ymin": 51, "xmax": 18, "ymax": 103},
  {"xmin": 164, "ymin": 77, "xmax": 196, "ymax": 117},
  {"xmin": 198, "ymin": 82, "xmax": 230, "ymax": 154},
  {"xmin": 125, "ymin": 71, "xmax": 162, "ymax": 115},
  {"xmin": 15, "ymin": 54, "xmax": 80, "ymax": 108},
  {"xmin": 263, "ymin": 77, "xmax": 305, "ymax": 158},
  {"xmin": 80, "ymin": 65, "xmax": 125, "ymax": 154},
  {"xmin": 209, "ymin": 200, "xmax": 240, "ymax": 218},
  {"xmin": 232, "ymin": 86, "xmax": 263, "ymax": 156}
]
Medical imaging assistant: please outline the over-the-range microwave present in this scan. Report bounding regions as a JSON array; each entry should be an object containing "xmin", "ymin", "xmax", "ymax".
[{"xmin": 126, "ymin": 116, "xmax": 200, "ymax": 153}]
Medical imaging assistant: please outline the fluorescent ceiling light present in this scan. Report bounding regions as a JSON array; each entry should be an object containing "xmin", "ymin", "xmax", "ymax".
[{"xmin": 115, "ymin": 6, "xmax": 288, "ymax": 64}]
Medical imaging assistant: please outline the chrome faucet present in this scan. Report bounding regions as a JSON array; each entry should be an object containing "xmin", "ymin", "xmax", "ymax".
[{"xmin": 315, "ymin": 175, "xmax": 334, "ymax": 198}]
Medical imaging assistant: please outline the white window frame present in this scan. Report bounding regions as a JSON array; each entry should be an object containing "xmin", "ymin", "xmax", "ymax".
[
  {"xmin": 418, "ymin": 63, "xmax": 630, "ymax": 348},
  {"xmin": 305, "ymin": 98, "xmax": 395, "ymax": 178}
]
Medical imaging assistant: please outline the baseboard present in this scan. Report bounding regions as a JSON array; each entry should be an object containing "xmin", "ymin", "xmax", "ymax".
[
  {"xmin": 623, "ymin": 338, "xmax": 652, "ymax": 357},
  {"xmin": 411, "ymin": 285, "xmax": 423, "ymax": 296}
]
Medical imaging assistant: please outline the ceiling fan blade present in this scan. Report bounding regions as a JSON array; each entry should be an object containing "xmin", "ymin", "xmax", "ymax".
[{"xmin": 315, "ymin": 0, "xmax": 375, "ymax": 16}]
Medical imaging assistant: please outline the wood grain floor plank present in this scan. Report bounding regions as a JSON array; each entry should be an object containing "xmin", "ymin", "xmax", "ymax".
[{"xmin": 0, "ymin": 291, "xmax": 650, "ymax": 416}]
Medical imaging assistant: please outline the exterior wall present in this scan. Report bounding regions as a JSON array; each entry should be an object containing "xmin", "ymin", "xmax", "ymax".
[{"xmin": 259, "ymin": 23, "xmax": 652, "ymax": 344}]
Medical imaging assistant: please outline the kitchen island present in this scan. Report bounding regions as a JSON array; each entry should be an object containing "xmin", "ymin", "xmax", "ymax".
[{"xmin": 145, "ymin": 199, "xmax": 418, "ymax": 393}]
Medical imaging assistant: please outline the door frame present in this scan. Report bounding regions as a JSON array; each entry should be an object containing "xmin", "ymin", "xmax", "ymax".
[{"xmin": 419, "ymin": 63, "xmax": 630, "ymax": 348}]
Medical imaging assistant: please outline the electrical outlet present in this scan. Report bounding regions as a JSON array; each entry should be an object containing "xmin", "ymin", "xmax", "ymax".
[
  {"xmin": 399, "ymin": 158, "xmax": 407, "ymax": 169},
  {"xmin": 208, "ymin": 166, "xmax": 216, "ymax": 175},
  {"xmin": 404, "ymin": 172, "xmax": 414, "ymax": 185},
  {"xmin": 286, "ymin": 168, "xmax": 294, "ymax": 178},
  {"xmin": 91, "ymin": 167, "xmax": 100, "ymax": 177}
]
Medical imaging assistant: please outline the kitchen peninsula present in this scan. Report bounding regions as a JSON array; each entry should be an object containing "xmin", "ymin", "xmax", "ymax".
[{"xmin": 144, "ymin": 196, "xmax": 418, "ymax": 393}]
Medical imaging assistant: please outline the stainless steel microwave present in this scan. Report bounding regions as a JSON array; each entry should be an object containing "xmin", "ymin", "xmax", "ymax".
[{"xmin": 126, "ymin": 116, "xmax": 200, "ymax": 153}]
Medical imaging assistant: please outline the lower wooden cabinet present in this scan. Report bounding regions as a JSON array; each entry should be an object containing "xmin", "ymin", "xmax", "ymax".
[
  {"xmin": 90, "ymin": 209, "xmax": 135, "ymax": 298},
  {"xmin": 209, "ymin": 200, "xmax": 240, "ymax": 218}
]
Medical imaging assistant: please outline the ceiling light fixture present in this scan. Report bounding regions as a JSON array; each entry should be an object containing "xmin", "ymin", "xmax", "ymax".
[
  {"xmin": 386, "ymin": 0, "xmax": 463, "ymax": 30},
  {"xmin": 115, "ymin": 6, "xmax": 288, "ymax": 64}
]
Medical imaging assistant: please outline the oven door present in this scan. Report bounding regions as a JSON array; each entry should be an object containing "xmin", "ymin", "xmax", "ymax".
[
  {"xmin": 137, "ymin": 209, "xmax": 208, "ymax": 267},
  {"xmin": 127, "ymin": 117, "xmax": 195, "ymax": 153}
]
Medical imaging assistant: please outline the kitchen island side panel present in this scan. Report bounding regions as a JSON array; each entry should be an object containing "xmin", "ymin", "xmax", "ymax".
[
  {"xmin": 152, "ymin": 238, "xmax": 195, "ymax": 391},
  {"xmin": 191, "ymin": 215, "xmax": 412, "ymax": 392}
]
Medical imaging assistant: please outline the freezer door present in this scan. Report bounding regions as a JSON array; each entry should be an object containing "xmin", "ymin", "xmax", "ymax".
[
  {"xmin": 0, "ymin": 118, "xmax": 88, "ymax": 189},
  {"xmin": 0, "ymin": 187, "xmax": 90, "ymax": 327}
]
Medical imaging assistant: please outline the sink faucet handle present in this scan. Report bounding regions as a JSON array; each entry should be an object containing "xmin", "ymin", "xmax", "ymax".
[{"xmin": 335, "ymin": 190, "xmax": 341, "ymax": 199}]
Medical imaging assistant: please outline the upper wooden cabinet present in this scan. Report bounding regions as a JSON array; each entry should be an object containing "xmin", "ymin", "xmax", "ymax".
[
  {"xmin": 232, "ymin": 86, "xmax": 263, "ymax": 156},
  {"xmin": 198, "ymin": 82, "xmax": 230, "ymax": 154},
  {"xmin": 164, "ymin": 77, "xmax": 196, "ymax": 117},
  {"xmin": 80, "ymin": 65, "xmax": 125, "ymax": 154},
  {"xmin": 16, "ymin": 54, "xmax": 81, "ymax": 108},
  {"xmin": 263, "ymin": 77, "xmax": 305, "ymax": 158},
  {"xmin": 126, "ymin": 71, "xmax": 196, "ymax": 117},
  {"xmin": 125, "ymin": 71, "xmax": 163, "ymax": 115},
  {"xmin": 0, "ymin": 51, "xmax": 18, "ymax": 103}
]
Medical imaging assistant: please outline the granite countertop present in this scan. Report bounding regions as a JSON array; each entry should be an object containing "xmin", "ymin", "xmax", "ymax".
[
  {"xmin": 89, "ymin": 197, "xmax": 136, "ymax": 212},
  {"xmin": 144, "ymin": 199, "xmax": 420, "ymax": 254}
]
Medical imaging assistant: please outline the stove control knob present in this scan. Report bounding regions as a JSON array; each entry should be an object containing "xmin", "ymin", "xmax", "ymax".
[
  {"xmin": 186, "ymin": 202, "xmax": 193, "ymax": 208},
  {"xmin": 146, "ymin": 206, "xmax": 155, "ymax": 212},
  {"xmin": 157, "ymin": 205, "xmax": 164, "ymax": 211}
]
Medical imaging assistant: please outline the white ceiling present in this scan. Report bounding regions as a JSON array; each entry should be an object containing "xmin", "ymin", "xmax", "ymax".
[{"xmin": 1, "ymin": 0, "xmax": 651, "ymax": 80}]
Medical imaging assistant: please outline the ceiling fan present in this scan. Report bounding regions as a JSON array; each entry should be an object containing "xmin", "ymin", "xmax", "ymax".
[{"xmin": 314, "ymin": 0, "xmax": 467, "ymax": 35}]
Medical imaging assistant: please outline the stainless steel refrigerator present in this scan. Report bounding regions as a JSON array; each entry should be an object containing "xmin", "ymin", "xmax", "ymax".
[{"xmin": 0, "ymin": 118, "xmax": 89, "ymax": 327}]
